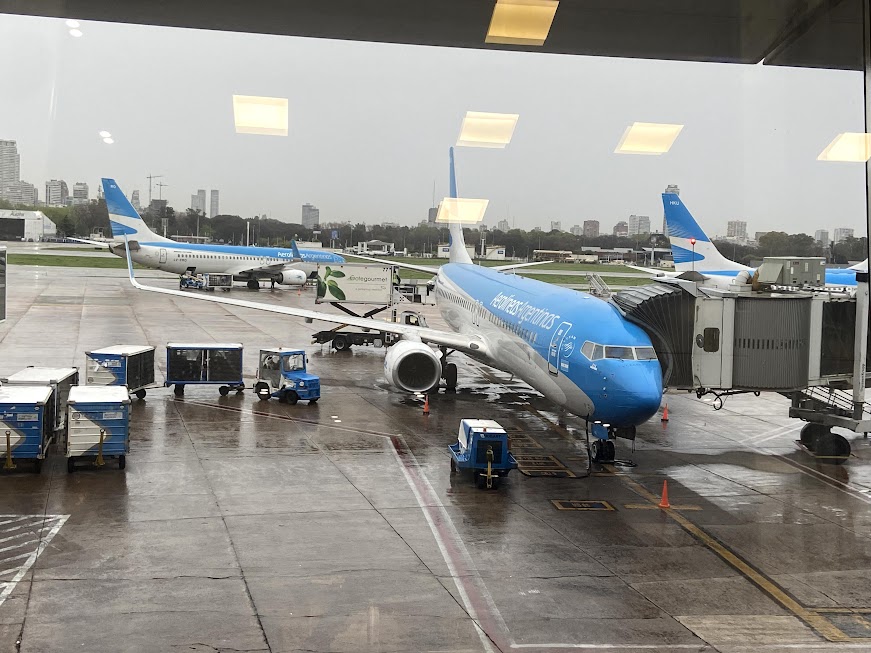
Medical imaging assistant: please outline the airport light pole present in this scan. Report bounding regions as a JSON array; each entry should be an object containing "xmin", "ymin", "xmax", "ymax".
[{"xmin": 690, "ymin": 237, "xmax": 696, "ymax": 273}]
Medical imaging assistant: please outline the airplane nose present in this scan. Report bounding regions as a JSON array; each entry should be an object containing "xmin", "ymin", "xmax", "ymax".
[{"xmin": 594, "ymin": 362, "xmax": 663, "ymax": 426}]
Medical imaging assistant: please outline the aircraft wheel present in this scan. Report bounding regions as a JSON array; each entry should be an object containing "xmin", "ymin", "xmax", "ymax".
[
  {"xmin": 814, "ymin": 432, "xmax": 850, "ymax": 464},
  {"xmin": 254, "ymin": 382, "xmax": 271, "ymax": 401},
  {"xmin": 444, "ymin": 363, "xmax": 458, "ymax": 392},
  {"xmin": 605, "ymin": 439, "xmax": 616, "ymax": 462},
  {"xmin": 247, "ymin": 279, "xmax": 260, "ymax": 290},
  {"xmin": 591, "ymin": 439, "xmax": 611, "ymax": 463}
]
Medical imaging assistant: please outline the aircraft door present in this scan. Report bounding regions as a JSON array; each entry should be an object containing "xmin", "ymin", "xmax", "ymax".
[
  {"xmin": 548, "ymin": 321, "xmax": 573, "ymax": 376},
  {"xmin": 159, "ymin": 248, "xmax": 167, "ymax": 264}
]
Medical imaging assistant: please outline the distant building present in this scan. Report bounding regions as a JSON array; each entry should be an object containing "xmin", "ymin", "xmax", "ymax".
[
  {"xmin": 44, "ymin": 180, "xmax": 69, "ymax": 206},
  {"xmin": 381, "ymin": 221, "xmax": 400, "ymax": 228},
  {"xmin": 814, "ymin": 229, "xmax": 830, "ymax": 245},
  {"xmin": 662, "ymin": 184, "xmax": 679, "ymax": 235},
  {"xmin": 72, "ymin": 182, "xmax": 89, "ymax": 205},
  {"xmin": 497, "ymin": 219, "xmax": 510, "ymax": 232},
  {"xmin": 428, "ymin": 207, "xmax": 438, "ymax": 224},
  {"xmin": 1, "ymin": 181, "xmax": 37, "ymax": 206},
  {"xmin": 148, "ymin": 199, "xmax": 167, "ymax": 216},
  {"xmin": 583, "ymin": 220, "xmax": 600, "ymax": 238},
  {"xmin": 613, "ymin": 221, "xmax": 629, "ymax": 237},
  {"xmin": 302, "ymin": 203, "xmax": 320, "ymax": 228},
  {"xmin": 550, "ymin": 221, "xmax": 561, "ymax": 232},
  {"xmin": 0, "ymin": 209, "xmax": 57, "ymax": 241},
  {"xmin": 834, "ymin": 228, "xmax": 854, "ymax": 244},
  {"xmin": 0, "ymin": 140, "xmax": 20, "ymax": 190},
  {"xmin": 570, "ymin": 225, "xmax": 582, "ymax": 236},
  {"xmin": 627, "ymin": 214, "xmax": 650, "ymax": 236},
  {"xmin": 131, "ymin": 190, "xmax": 141, "ymax": 211},
  {"xmin": 726, "ymin": 220, "xmax": 747, "ymax": 240},
  {"xmin": 191, "ymin": 189, "xmax": 206, "ymax": 213},
  {"xmin": 209, "ymin": 190, "xmax": 219, "ymax": 218},
  {"xmin": 531, "ymin": 226, "xmax": 541, "ymax": 232}
]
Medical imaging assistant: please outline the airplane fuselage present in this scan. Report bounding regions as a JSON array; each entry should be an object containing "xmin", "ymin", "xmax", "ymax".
[{"xmin": 433, "ymin": 263, "xmax": 663, "ymax": 428}]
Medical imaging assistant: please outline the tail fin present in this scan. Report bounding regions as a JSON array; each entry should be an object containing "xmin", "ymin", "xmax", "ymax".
[
  {"xmin": 663, "ymin": 193, "xmax": 750, "ymax": 272},
  {"xmin": 290, "ymin": 240, "xmax": 302, "ymax": 259},
  {"xmin": 102, "ymin": 178, "xmax": 169, "ymax": 242},
  {"xmin": 447, "ymin": 147, "xmax": 473, "ymax": 265}
]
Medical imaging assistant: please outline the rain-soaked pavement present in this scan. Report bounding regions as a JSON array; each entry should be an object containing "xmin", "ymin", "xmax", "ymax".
[{"xmin": 3, "ymin": 265, "xmax": 871, "ymax": 653}]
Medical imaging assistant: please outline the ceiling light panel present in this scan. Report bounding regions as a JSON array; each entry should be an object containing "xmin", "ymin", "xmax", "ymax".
[
  {"xmin": 817, "ymin": 133, "xmax": 871, "ymax": 162},
  {"xmin": 457, "ymin": 111, "xmax": 519, "ymax": 148},
  {"xmin": 436, "ymin": 198, "xmax": 489, "ymax": 224},
  {"xmin": 485, "ymin": 0, "xmax": 559, "ymax": 46},
  {"xmin": 614, "ymin": 122, "xmax": 684, "ymax": 155},
  {"xmin": 232, "ymin": 95, "xmax": 289, "ymax": 136}
]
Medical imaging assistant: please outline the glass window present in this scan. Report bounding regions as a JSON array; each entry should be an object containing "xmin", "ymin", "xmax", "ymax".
[
  {"xmin": 581, "ymin": 341, "xmax": 595, "ymax": 359},
  {"xmin": 605, "ymin": 346, "xmax": 635, "ymax": 360},
  {"xmin": 635, "ymin": 347, "xmax": 657, "ymax": 360},
  {"xmin": 282, "ymin": 354, "xmax": 305, "ymax": 371},
  {"xmin": 592, "ymin": 344, "xmax": 604, "ymax": 360}
]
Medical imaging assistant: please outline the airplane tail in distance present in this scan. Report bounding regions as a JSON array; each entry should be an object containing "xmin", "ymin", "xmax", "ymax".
[
  {"xmin": 447, "ymin": 147, "xmax": 473, "ymax": 265},
  {"xmin": 290, "ymin": 240, "xmax": 302, "ymax": 259},
  {"xmin": 101, "ymin": 178, "xmax": 169, "ymax": 242},
  {"xmin": 662, "ymin": 193, "xmax": 750, "ymax": 273}
]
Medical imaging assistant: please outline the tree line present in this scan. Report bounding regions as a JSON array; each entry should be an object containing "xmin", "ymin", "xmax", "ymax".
[{"xmin": 1, "ymin": 197, "xmax": 865, "ymax": 263}]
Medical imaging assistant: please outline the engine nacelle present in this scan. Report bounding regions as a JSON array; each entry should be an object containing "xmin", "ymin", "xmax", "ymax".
[
  {"xmin": 383, "ymin": 340, "xmax": 442, "ymax": 392},
  {"xmin": 275, "ymin": 269, "xmax": 307, "ymax": 286}
]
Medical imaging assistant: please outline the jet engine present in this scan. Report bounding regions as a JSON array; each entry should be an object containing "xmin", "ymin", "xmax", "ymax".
[
  {"xmin": 275, "ymin": 269, "xmax": 307, "ymax": 286},
  {"xmin": 383, "ymin": 340, "xmax": 442, "ymax": 392}
]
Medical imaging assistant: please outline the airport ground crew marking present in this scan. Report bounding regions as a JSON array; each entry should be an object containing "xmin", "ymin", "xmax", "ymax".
[
  {"xmin": 551, "ymin": 500, "xmax": 615, "ymax": 511},
  {"xmin": 0, "ymin": 515, "xmax": 69, "ymax": 609}
]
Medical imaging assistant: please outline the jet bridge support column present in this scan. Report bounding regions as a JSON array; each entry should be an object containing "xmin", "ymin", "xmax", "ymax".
[{"xmin": 861, "ymin": 0, "xmax": 871, "ymax": 419}]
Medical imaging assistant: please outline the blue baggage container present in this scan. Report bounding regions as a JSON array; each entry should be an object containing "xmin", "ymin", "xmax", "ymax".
[
  {"xmin": 85, "ymin": 345, "xmax": 155, "ymax": 399},
  {"xmin": 0, "ymin": 385, "xmax": 54, "ymax": 473},
  {"xmin": 1, "ymin": 367, "xmax": 79, "ymax": 436},
  {"xmin": 164, "ymin": 343, "xmax": 244, "ymax": 396},
  {"xmin": 66, "ymin": 386, "xmax": 131, "ymax": 473}
]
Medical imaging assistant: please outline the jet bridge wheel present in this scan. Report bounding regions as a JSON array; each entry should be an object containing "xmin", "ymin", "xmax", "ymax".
[
  {"xmin": 813, "ymin": 431, "xmax": 850, "ymax": 464},
  {"xmin": 800, "ymin": 423, "xmax": 828, "ymax": 450}
]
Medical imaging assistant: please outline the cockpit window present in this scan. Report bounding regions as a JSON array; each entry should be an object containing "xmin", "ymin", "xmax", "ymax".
[
  {"xmin": 592, "ymin": 344, "xmax": 604, "ymax": 360},
  {"xmin": 605, "ymin": 346, "xmax": 635, "ymax": 360},
  {"xmin": 581, "ymin": 341, "xmax": 595, "ymax": 359},
  {"xmin": 635, "ymin": 347, "xmax": 658, "ymax": 360}
]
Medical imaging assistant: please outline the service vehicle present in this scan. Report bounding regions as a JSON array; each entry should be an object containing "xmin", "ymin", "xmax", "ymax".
[
  {"xmin": 254, "ymin": 348, "xmax": 320, "ymax": 404},
  {"xmin": 312, "ymin": 310, "xmax": 428, "ymax": 351},
  {"xmin": 448, "ymin": 419, "xmax": 518, "ymax": 489}
]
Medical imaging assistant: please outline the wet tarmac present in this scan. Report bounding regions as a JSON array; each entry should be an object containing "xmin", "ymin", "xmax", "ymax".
[{"xmin": 2, "ymin": 265, "xmax": 871, "ymax": 652}]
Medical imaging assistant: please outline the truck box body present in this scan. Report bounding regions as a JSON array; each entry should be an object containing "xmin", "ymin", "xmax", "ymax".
[
  {"xmin": 0, "ymin": 385, "xmax": 53, "ymax": 461},
  {"xmin": 316, "ymin": 264, "xmax": 394, "ymax": 305},
  {"xmin": 165, "ymin": 343, "xmax": 244, "ymax": 385},
  {"xmin": 66, "ymin": 386, "xmax": 131, "ymax": 458},
  {"xmin": 1, "ymin": 367, "xmax": 78, "ymax": 433},
  {"xmin": 86, "ymin": 345, "xmax": 155, "ymax": 391}
]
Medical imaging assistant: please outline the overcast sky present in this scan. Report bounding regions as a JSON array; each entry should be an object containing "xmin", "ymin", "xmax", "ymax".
[{"xmin": 0, "ymin": 13, "xmax": 867, "ymax": 237}]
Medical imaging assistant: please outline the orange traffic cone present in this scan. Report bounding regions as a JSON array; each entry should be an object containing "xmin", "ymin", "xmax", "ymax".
[
  {"xmin": 661, "ymin": 404, "xmax": 669, "ymax": 422},
  {"xmin": 423, "ymin": 394, "xmax": 430, "ymax": 415},
  {"xmin": 659, "ymin": 480, "xmax": 671, "ymax": 509}
]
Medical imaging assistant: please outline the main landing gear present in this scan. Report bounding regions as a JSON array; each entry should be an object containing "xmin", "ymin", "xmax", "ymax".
[
  {"xmin": 247, "ymin": 278, "xmax": 260, "ymax": 290},
  {"xmin": 432, "ymin": 347, "xmax": 458, "ymax": 393},
  {"xmin": 799, "ymin": 423, "xmax": 850, "ymax": 464}
]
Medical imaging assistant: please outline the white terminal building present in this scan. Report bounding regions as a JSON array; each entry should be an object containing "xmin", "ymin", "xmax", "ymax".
[{"xmin": 0, "ymin": 209, "xmax": 58, "ymax": 241}]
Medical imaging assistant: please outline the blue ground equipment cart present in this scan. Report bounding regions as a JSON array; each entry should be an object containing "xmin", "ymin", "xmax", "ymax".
[
  {"xmin": 165, "ymin": 343, "xmax": 244, "ymax": 396},
  {"xmin": 0, "ymin": 385, "xmax": 54, "ymax": 473},
  {"xmin": 1, "ymin": 367, "xmax": 78, "ymax": 439},
  {"xmin": 66, "ymin": 386, "xmax": 130, "ymax": 473},
  {"xmin": 254, "ymin": 348, "xmax": 321, "ymax": 404},
  {"xmin": 448, "ymin": 419, "xmax": 518, "ymax": 489},
  {"xmin": 85, "ymin": 345, "xmax": 155, "ymax": 399}
]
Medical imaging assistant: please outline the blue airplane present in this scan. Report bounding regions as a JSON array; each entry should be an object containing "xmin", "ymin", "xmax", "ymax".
[
  {"xmin": 119, "ymin": 149, "xmax": 664, "ymax": 462},
  {"xmin": 93, "ymin": 178, "xmax": 344, "ymax": 289},
  {"xmin": 662, "ymin": 192, "xmax": 863, "ymax": 287}
]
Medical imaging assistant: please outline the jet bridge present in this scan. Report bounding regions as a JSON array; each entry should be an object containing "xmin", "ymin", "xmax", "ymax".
[{"xmin": 612, "ymin": 260, "xmax": 870, "ymax": 462}]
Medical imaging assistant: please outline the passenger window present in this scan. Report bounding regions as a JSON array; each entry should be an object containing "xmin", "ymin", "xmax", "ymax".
[
  {"xmin": 635, "ymin": 347, "xmax": 657, "ymax": 360},
  {"xmin": 605, "ymin": 346, "xmax": 635, "ymax": 360},
  {"xmin": 702, "ymin": 327, "xmax": 720, "ymax": 352}
]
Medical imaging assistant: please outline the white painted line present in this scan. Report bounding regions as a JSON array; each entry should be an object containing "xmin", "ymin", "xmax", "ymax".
[
  {"xmin": 0, "ymin": 539, "xmax": 38, "ymax": 554},
  {"xmin": 0, "ymin": 515, "xmax": 68, "ymax": 609},
  {"xmin": 0, "ymin": 519, "xmax": 51, "ymax": 534},
  {"xmin": 0, "ymin": 517, "xmax": 30, "ymax": 527}
]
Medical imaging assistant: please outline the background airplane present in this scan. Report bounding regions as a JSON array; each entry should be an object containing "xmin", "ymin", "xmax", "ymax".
[
  {"xmin": 95, "ymin": 178, "xmax": 344, "ymax": 289},
  {"xmin": 661, "ymin": 192, "xmax": 863, "ymax": 287},
  {"xmin": 118, "ymin": 149, "xmax": 664, "ymax": 462}
]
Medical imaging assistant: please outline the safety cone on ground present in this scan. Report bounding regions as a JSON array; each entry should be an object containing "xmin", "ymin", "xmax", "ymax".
[
  {"xmin": 423, "ymin": 394, "xmax": 430, "ymax": 415},
  {"xmin": 658, "ymin": 480, "xmax": 671, "ymax": 509},
  {"xmin": 661, "ymin": 404, "xmax": 669, "ymax": 422}
]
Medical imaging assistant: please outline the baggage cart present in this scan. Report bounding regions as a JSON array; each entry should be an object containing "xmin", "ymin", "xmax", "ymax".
[
  {"xmin": 85, "ymin": 345, "xmax": 156, "ymax": 399},
  {"xmin": 0, "ymin": 367, "xmax": 78, "ymax": 437},
  {"xmin": 0, "ymin": 385, "xmax": 54, "ymax": 473},
  {"xmin": 165, "ymin": 343, "xmax": 244, "ymax": 396},
  {"xmin": 66, "ymin": 386, "xmax": 130, "ymax": 473}
]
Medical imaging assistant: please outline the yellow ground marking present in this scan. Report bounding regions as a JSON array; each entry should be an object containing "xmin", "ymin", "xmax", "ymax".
[{"xmin": 623, "ymin": 503, "xmax": 702, "ymax": 511}]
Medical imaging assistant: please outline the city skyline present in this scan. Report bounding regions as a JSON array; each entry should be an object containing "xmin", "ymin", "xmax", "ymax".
[{"xmin": 0, "ymin": 14, "xmax": 867, "ymax": 236}]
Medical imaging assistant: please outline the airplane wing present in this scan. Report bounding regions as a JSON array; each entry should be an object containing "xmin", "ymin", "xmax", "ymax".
[
  {"xmin": 69, "ymin": 237, "xmax": 111, "ymax": 248},
  {"xmin": 222, "ymin": 261, "xmax": 296, "ymax": 276},
  {"xmin": 120, "ymin": 238, "xmax": 487, "ymax": 356},
  {"xmin": 493, "ymin": 261, "xmax": 550, "ymax": 272},
  {"xmin": 624, "ymin": 264, "xmax": 676, "ymax": 277}
]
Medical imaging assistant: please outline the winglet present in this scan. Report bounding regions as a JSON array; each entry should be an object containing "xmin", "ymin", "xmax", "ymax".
[{"xmin": 122, "ymin": 235, "xmax": 141, "ymax": 289}]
